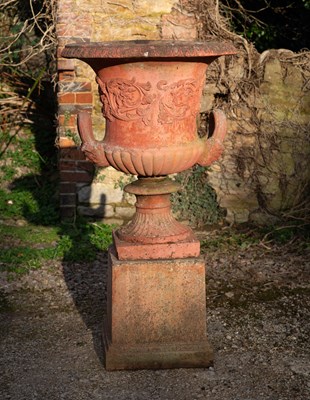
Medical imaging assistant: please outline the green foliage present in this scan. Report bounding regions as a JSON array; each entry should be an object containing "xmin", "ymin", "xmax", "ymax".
[
  {"xmin": 0, "ymin": 178, "xmax": 59, "ymax": 226},
  {"xmin": 57, "ymin": 220, "xmax": 114, "ymax": 262},
  {"xmin": 259, "ymin": 224, "xmax": 310, "ymax": 246},
  {"xmin": 63, "ymin": 113, "xmax": 81, "ymax": 146},
  {"xmin": 89, "ymin": 223, "xmax": 115, "ymax": 251},
  {"xmin": 201, "ymin": 229, "xmax": 259, "ymax": 252},
  {"xmin": 0, "ymin": 1, "xmax": 115, "ymax": 278},
  {"xmin": 200, "ymin": 224, "xmax": 310, "ymax": 253},
  {"xmin": 1, "ymin": 128, "xmax": 42, "ymax": 172},
  {"xmin": 0, "ymin": 92, "xmax": 58, "ymax": 225},
  {"xmin": 114, "ymin": 175, "xmax": 135, "ymax": 190},
  {"xmin": 0, "ymin": 220, "xmax": 114, "ymax": 276},
  {"xmin": 0, "ymin": 246, "xmax": 54, "ymax": 275},
  {"xmin": 172, "ymin": 165, "xmax": 222, "ymax": 228},
  {"xmin": 0, "ymin": 224, "xmax": 59, "ymax": 244},
  {"xmin": 220, "ymin": 0, "xmax": 310, "ymax": 52},
  {"xmin": 0, "ymin": 223, "xmax": 58, "ymax": 275}
]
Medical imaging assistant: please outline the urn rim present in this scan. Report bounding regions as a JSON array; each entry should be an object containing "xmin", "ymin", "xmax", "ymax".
[{"xmin": 61, "ymin": 40, "xmax": 237, "ymax": 60}]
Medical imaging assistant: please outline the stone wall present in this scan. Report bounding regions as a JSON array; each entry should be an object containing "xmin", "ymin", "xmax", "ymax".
[
  {"xmin": 206, "ymin": 50, "xmax": 310, "ymax": 224},
  {"xmin": 57, "ymin": 1, "xmax": 310, "ymax": 225},
  {"xmin": 56, "ymin": 0, "xmax": 197, "ymax": 222}
]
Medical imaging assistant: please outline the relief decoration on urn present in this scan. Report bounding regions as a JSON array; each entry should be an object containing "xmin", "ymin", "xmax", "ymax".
[
  {"xmin": 97, "ymin": 77, "xmax": 155, "ymax": 126},
  {"xmin": 157, "ymin": 79, "xmax": 201, "ymax": 124},
  {"xmin": 97, "ymin": 76, "xmax": 202, "ymax": 126}
]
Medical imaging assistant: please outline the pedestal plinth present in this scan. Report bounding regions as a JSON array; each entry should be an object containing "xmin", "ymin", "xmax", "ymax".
[{"xmin": 103, "ymin": 247, "xmax": 213, "ymax": 370}]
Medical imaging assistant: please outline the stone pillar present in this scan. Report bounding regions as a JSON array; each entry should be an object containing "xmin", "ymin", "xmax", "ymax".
[{"xmin": 56, "ymin": 0, "xmax": 94, "ymax": 219}]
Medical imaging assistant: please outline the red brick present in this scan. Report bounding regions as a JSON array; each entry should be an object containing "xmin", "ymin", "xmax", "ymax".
[
  {"xmin": 58, "ymin": 104, "xmax": 92, "ymax": 115},
  {"xmin": 59, "ymin": 81, "xmax": 92, "ymax": 93},
  {"xmin": 60, "ymin": 171, "xmax": 93, "ymax": 183},
  {"xmin": 58, "ymin": 93, "xmax": 75, "ymax": 104},
  {"xmin": 76, "ymin": 161, "xmax": 94, "ymax": 173},
  {"xmin": 58, "ymin": 137, "xmax": 76, "ymax": 148},
  {"xmin": 76, "ymin": 93, "xmax": 93, "ymax": 104},
  {"xmin": 60, "ymin": 206, "xmax": 76, "ymax": 219},
  {"xmin": 59, "ymin": 160, "xmax": 76, "ymax": 170},
  {"xmin": 57, "ymin": 59, "xmax": 75, "ymax": 71},
  {"xmin": 60, "ymin": 148, "xmax": 86, "ymax": 161},
  {"xmin": 58, "ymin": 114, "xmax": 76, "ymax": 127},
  {"xmin": 60, "ymin": 194, "xmax": 76, "ymax": 206},
  {"xmin": 58, "ymin": 71, "xmax": 75, "ymax": 81},
  {"xmin": 60, "ymin": 182, "xmax": 76, "ymax": 194}
]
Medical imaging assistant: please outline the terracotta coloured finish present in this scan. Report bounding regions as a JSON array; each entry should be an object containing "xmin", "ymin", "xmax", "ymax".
[
  {"xmin": 62, "ymin": 40, "xmax": 236, "ymax": 248},
  {"xmin": 62, "ymin": 40, "xmax": 236, "ymax": 370},
  {"xmin": 77, "ymin": 107, "xmax": 227, "ymax": 175},
  {"xmin": 104, "ymin": 248, "xmax": 213, "ymax": 370},
  {"xmin": 113, "ymin": 231, "xmax": 200, "ymax": 260},
  {"xmin": 62, "ymin": 39, "xmax": 237, "ymax": 60},
  {"xmin": 62, "ymin": 40, "xmax": 236, "ymax": 176},
  {"xmin": 117, "ymin": 177, "xmax": 193, "ymax": 244}
]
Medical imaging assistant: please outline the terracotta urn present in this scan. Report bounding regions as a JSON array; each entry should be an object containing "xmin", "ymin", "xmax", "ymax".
[
  {"xmin": 62, "ymin": 40, "xmax": 236, "ymax": 254},
  {"xmin": 62, "ymin": 40, "xmax": 237, "ymax": 371}
]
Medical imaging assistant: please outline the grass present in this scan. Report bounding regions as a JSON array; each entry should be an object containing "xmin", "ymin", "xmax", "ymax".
[
  {"xmin": 200, "ymin": 223, "xmax": 310, "ymax": 253},
  {"xmin": 0, "ymin": 220, "xmax": 114, "ymax": 277},
  {"xmin": 201, "ymin": 230, "xmax": 259, "ymax": 252},
  {"xmin": 0, "ymin": 118, "xmax": 114, "ymax": 277}
]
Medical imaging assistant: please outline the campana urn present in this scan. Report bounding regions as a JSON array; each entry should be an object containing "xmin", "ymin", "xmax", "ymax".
[{"xmin": 62, "ymin": 40, "xmax": 236, "ymax": 370}]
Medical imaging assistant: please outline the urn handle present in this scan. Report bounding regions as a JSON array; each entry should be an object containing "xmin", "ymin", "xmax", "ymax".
[
  {"xmin": 77, "ymin": 111, "xmax": 109, "ymax": 167},
  {"xmin": 197, "ymin": 109, "xmax": 227, "ymax": 167}
]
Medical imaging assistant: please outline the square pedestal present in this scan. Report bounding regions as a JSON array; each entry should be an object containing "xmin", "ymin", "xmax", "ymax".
[{"xmin": 103, "ymin": 247, "xmax": 213, "ymax": 370}]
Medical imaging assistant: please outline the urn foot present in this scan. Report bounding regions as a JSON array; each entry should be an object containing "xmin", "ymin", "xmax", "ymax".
[{"xmin": 117, "ymin": 177, "xmax": 195, "ymax": 245}]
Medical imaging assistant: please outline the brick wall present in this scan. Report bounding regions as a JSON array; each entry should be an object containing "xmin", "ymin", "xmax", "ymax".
[
  {"xmin": 56, "ymin": 0, "xmax": 197, "ymax": 221},
  {"xmin": 56, "ymin": 2, "xmax": 310, "ymax": 225}
]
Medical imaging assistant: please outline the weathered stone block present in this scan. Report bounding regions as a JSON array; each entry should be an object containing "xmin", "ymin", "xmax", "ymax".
[
  {"xmin": 161, "ymin": 9, "xmax": 197, "ymax": 40},
  {"xmin": 115, "ymin": 206, "xmax": 135, "ymax": 219},
  {"xmin": 78, "ymin": 183, "xmax": 123, "ymax": 204}
]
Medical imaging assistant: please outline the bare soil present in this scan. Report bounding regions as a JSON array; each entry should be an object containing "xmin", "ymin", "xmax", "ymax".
[{"xmin": 0, "ymin": 241, "xmax": 309, "ymax": 400}]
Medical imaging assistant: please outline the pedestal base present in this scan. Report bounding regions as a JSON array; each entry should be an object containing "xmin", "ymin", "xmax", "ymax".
[
  {"xmin": 103, "ymin": 247, "xmax": 213, "ymax": 370},
  {"xmin": 103, "ymin": 328, "xmax": 213, "ymax": 370},
  {"xmin": 113, "ymin": 231, "xmax": 200, "ymax": 260}
]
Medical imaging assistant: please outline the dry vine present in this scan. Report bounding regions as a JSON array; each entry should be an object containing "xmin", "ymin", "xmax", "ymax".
[
  {"xmin": 0, "ymin": 0, "xmax": 57, "ymax": 67},
  {"xmin": 0, "ymin": 0, "xmax": 57, "ymax": 156},
  {"xmin": 185, "ymin": 0, "xmax": 310, "ymax": 229}
]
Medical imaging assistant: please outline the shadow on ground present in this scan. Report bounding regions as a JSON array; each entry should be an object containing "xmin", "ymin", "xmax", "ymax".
[{"xmin": 2, "ymin": 76, "xmax": 110, "ymax": 366}]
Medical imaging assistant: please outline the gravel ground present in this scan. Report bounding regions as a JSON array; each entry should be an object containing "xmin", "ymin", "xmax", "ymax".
[{"xmin": 0, "ymin": 243, "xmax": 309, "ymax": 400}]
